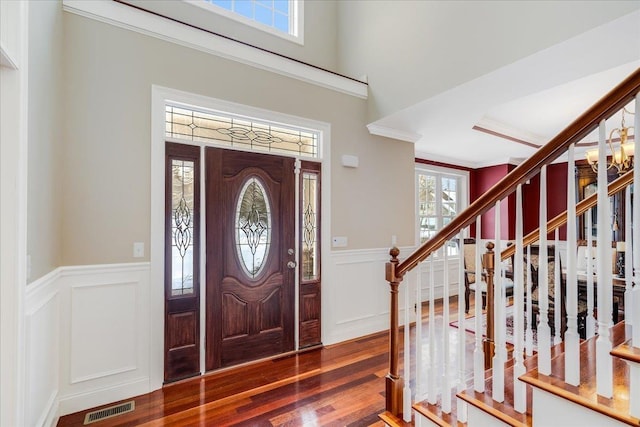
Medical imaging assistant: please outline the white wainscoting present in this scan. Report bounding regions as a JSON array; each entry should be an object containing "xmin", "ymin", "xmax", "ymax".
[
  {"xmin": 322, "ymin": 246, "xmax": 461, "ymax": 345},
  {"xmin": 23, "ymin": 262, "xmax": 153, "ymax": 422},
  {"xmin": 57, "ymin": 263, "xmax": 150, "ymax": 416},
  {"xmin": 25, "ymin": 269, "xmax": 61, "ymax": 427}
]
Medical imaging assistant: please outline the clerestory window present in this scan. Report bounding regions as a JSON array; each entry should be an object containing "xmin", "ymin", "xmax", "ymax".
[{"xmin": 188, "ymin": 0, "xmax": 301, "ymax": 43}]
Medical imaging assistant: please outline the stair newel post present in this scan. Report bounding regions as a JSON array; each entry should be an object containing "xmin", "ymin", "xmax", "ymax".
[
  {"xmin": 483, "ymin": 241, "xmax": 496, "ymax": 370},
  {"xmin": 385, "ymin": 247, "xmax": 404, "ymax": 416}
]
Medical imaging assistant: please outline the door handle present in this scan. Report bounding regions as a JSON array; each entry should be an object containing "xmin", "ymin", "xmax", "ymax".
[{"xmin": 287, "ymin": 261, "xmax": 297, "ymax": 269}]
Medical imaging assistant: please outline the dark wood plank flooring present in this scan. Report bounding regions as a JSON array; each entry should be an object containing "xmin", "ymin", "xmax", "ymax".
[{"xmin": 57, "ymin": 297, "xmax": 470, "ymax": 427}]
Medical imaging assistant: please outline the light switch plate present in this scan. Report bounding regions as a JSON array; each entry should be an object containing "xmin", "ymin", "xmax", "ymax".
[
  {"xmin": 332, "ymin": 236, "xmax": 348, "ymax": 247},
  {"xmin": 133, "ymin": 242, "xmax": 144, "ymax": 258}
]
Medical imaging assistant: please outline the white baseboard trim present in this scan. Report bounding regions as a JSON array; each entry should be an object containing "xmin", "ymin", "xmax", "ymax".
[
  {"xmin": 58, "ymin": 376, "xmax": 150, "ymax": 416},
  {"xmin": 39, "ymin": 391, "xmax": 59, "ymax": 427}
]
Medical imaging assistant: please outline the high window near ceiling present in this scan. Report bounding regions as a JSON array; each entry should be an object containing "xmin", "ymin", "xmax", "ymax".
[
  {"xmin": 416, "ymin": 164, "xmax": 469, "ymax": 256},
  {"xmin": 189, "ymin": 0, "xmax": 301, "ymax": 43}
]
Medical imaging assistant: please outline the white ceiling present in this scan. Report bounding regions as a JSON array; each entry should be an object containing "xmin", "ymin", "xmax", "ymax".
[{"xmin": 367, "ymin": 9, "xmax": 640, "ymax": 169}]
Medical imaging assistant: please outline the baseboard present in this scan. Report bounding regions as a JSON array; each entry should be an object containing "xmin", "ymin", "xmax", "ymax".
[
  {"xmin": 40, "ymin": 391, "xmax": 59, "ymax": 427},
  {"xmin": 58, "ymin": 376, "xmax": 150, "ymax": 416}
]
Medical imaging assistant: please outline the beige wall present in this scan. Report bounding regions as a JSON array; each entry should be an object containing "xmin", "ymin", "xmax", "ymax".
[
  {"xmin": 61, "ymin": 12, "xmax": 415, "ymax": 266},
  {"xmin": 27, "ymin": 0, "xmax": 63, "ymax": 282},
  {"xmin": 122, "ymin": 0, "xmax": 340, "ymax": 71},
  {"xmin": 336, "ymin": 1, "xmax": 640, "ymax": 121}
]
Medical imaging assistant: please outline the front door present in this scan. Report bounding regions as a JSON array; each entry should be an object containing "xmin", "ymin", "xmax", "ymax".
[{"xmin": 205, "ymin": 147, "xmax": 295, "ymax": 370}]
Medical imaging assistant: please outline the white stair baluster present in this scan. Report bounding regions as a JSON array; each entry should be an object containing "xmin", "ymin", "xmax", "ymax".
[
  {"xmin": 473, "ymin": 218, "xmax": 484, "ymax": 392},
  {"xmin": 403, "ymin": 269, "xmax": 412, "ymax": 421},
  {"xmin": 586, "ymin": 208, "xmax": 596, "ymax": 339},
  {"xmin": 428, "ymin": 256, "xmax": 437, "ymax": 404},
  {"xmin": 596, "ymin": 119, "xmax": 613, "ymax": 398},
  {"xmin": 457, "ymin": 232, "xmax": 467, "ymax": 423},
  {"xmin": 442, "ymin": 245, "xmax": 451, "ymax": 413},
  {"xmin": 526, "ymin": 245, "xmax": 534, "ymax": 356},
  {"xmin": 416, "ymin": 262, "xmax": 424, "ymax": 401},
  {"xmin": 624, "ymin": 184, "xmax": 632, "ymax": 339},
  {"xmin": 538, "ymin": 165, "xmax": 552, "ymax": 375},
  {"xmin": 565, "ymin": 143, "xmax": 580, "ymax": 386},
  {"xmin": 629, "ymin": 92, "xmax": 640, "ymax": 419},
  {"xmin": 554, "ymin": 229, "xmax": 561, "ymax": 346},
  {"xmin": 492, "ymin": 200, "xmax": 505, "ymax": 402},
  {"xmin": 514, "ymin": 184, "xmax": 526, "ymax": 412}
]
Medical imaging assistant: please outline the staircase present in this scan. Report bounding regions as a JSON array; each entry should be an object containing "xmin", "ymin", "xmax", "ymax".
[{"xmin": 381, "ymin": 68, "xmax": 640, "ymax": 426}]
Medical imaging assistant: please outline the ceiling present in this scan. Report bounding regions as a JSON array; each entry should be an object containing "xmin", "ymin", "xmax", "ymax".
[{"xmin": 367, "ymin": 9, "xmax": 640, "ymax": 169}]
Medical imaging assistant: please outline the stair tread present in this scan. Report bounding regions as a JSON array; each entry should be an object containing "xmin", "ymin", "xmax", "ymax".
[
  {"xmin": 520, "ymin": 322, "xmax": 639, "ymax": 425},
  {"xmin": 377, "ymin": 410, "xmax": 412, "ymax": 426},
  {"xmin": 413, "ymin": 393, "xmax": 465, "ymax": 427},
  {"xmin": 454, "ymin": 339, "xmax": 567, "ymax": 426},
  {"xmin": 611, "ymin": 339, "xmax": 640, "ymax": 364},
  {"xmin": 457, "ymin": 389, "xmax": 529, "ymax": 427}
]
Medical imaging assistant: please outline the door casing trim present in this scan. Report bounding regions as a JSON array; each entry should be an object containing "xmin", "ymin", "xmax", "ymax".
[{"xmin": 151, "ymin": 85, "xmax": 331, "ymax": 388}]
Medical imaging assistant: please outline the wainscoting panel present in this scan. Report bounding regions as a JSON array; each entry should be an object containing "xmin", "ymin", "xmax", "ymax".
[
  {"xmin": 57, "ymin": 263, "xmax": 151, "ymax": 416},
  {"xmin": 25, "ymin": 269, "xmax": 61, "ymax": 427},
  {"xmin": 323, "ymin": 247, "xmax": 461, "ymax": 346},
  {"xmin": 69, "ymin": 281, "xmax": 137, "ymax": 383}
]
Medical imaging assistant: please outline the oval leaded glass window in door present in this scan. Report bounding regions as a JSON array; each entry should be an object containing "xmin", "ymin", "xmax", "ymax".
[{"xmin": 235, "ymin": 176, "xmax": 272, "ymax": 278}]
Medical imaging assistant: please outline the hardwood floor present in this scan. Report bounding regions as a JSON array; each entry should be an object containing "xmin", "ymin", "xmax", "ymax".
[{"xmin": 57, "ymin": 297, "xmax": 470, "ymax": 427}]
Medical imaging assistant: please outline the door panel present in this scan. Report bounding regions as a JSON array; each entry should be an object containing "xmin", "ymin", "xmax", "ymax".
[{"xmin": 206, "ymin": 147, "xmax": 295, "ymax": 370}]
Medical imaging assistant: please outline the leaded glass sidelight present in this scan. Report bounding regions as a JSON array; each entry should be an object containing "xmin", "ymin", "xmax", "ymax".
[
  {"xmin": 171, "ymin": 159, "xmax": 196, "ymax": 296},
  {"xmin": 236, "ymin": 177, "xmax": 272, "ymax": 278},
  {"xmin": 302, "ymin": 172, "xmax": 319, "ymax": 281}
]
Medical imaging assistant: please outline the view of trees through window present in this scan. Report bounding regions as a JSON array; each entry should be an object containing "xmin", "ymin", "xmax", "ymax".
[{"xmin": 417, "ymin": 170, "xmax": 461, "ymax": 255}]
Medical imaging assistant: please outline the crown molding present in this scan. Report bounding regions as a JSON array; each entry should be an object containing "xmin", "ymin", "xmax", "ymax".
[
  {"xmin": 62, "ymin": 0, "xmax": 368, "ymax": 99},
  {"xmin": 366, "ymin": 123, "xmax": 422, "ymax": 143},
  {"xmin": 415, "ymin": 150, "xmax": 477, "ymax": 169}
]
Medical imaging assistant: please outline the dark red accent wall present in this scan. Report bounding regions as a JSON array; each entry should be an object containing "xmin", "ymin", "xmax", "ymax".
[
  {"xmin": 470, "ymin": 162, "xmax": 569, "ymax": 241},
  {"xmin": 521, "ymin": 163, "xmax": 568, "ymax": 240},
  {"xmin": 470, "ymin": 164, "xmax": 513, "ymax": 240}
]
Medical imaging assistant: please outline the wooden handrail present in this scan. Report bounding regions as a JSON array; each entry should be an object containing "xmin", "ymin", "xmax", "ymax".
[
  {"xmin": 395, "ymin": 67, "xmax": 640, "ymax": 279},
  {"xmin": 501, "ymin": 169, "xmax": 634, "ymax": 260}
]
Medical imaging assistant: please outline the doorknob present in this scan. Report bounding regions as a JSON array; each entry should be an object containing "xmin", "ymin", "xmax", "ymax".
[{"xmin": 287, "ymin": 261, "xmax": 297, "ymax": 269}]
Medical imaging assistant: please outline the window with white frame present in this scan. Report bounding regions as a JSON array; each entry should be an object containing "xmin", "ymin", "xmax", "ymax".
[
  {"xmin": 416, "ymin": 164, "xmax": 468, "ymax": 256},
  {"xmin": 190, "ymin": 0, "xmax": 301, "ymax": 42}
]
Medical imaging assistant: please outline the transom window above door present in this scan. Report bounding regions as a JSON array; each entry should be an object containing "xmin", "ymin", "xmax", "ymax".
[{"xmin": 166, "ymin": 104, "xmax": 319, "ymax": 159}]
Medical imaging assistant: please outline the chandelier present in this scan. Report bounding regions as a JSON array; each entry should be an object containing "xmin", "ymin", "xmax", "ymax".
[{"xmin": 586, "ymin": 107, "xmax": 635, "ymax": 174}]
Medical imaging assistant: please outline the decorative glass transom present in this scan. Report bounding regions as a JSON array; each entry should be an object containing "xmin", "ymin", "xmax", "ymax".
[
  {"xmin": 171, "ymin": 159, "xmax": 195, "ymax": 295},
  {"xmin": 166, "ymin": 104, "xmax": 319, "ymax": 158},
  {"xmin": 236, "ymin": 177, "xmax": 272, "ymax": 278},
  {"xmin": 302, "ymin": 172, "xmax": 319, "ymax": 281}
]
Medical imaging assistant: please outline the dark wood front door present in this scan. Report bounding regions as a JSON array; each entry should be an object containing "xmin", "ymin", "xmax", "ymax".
[{"xmin": 205, "ymin": 147, "xmax": 295, "ymax": 370}]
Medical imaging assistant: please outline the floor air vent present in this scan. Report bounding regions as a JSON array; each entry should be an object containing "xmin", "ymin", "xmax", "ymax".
[{"xmin": 83, "ymin": 401, "xmax": 135, "ymax": 424}]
